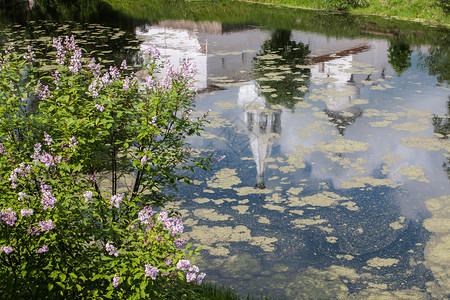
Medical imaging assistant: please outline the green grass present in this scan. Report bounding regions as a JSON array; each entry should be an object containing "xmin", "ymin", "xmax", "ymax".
[{"xmin": 246, "ymin": 0, "xmax": 449, "ymax": 25}]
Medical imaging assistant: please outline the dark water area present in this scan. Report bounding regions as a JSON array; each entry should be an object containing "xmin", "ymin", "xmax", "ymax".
[{"xmin": 1, "ymin": 1, "xmax": 449, "ymax": 299}]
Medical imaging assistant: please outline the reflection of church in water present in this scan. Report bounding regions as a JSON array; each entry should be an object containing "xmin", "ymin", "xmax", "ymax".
[
  {"xmin": 239, "ymin": 46, "xmax": 373, "ymax": 187},
  {"xmin": 238, "ymin": 82, "xmax": 282, "ymax": 189}
]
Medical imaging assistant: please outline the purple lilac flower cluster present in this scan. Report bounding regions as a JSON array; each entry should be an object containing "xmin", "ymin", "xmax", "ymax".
[
  {"xmin": 0, "ymin": 246, "xmax": 13, "ymax": 254},
  {"xmin": 105, "ymin": 243, "xmax": 119, "ymax": 257},
  {"xmin": 38, "ymin": 219, "xmax": 55, "ymax": 232},
  {"xmin": 112, "ymin": 274, "xmax": 120, "ymax": 288},
  {"xmin": 157, "ymin": 212, "xmax": 184, "ymax": 236},
  {"xmin": 176, "ymin": 259, "xmax": 206, "ymax": 285},
  {"xmin": 9, "ymin": 163, "xmax": 31, "ymax": 189},
  {"xmin": 138, "ymin": 206, "xmax": 153, "ymax": 224},
  {"xmin": 144, "ymin": 264, "xmax": 159, "ymax": 280},
  {"xmin": 109, "ymin": 193, "xmax": 124, "ymax": 208},
  {"xmin": 35, "ymin": 245, "xmax": 48, "ymax": 254},
  {"xmin": 0, "ymin": 208, "xmax": 17, "ymax": 226},
  {"xmin": 40, "ymin": 182, "xmax": 57, "ymax": 209}
]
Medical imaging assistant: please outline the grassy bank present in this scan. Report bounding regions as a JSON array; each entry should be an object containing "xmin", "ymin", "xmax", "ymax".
[{"xmin": 246, "ymin": 0, "xmax": 449, "ymax": 26}]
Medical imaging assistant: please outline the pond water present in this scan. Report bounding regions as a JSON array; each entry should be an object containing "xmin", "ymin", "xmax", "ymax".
[{"xmin": 1, "ymin": 1, "xmax": 449, "ymax": 299}]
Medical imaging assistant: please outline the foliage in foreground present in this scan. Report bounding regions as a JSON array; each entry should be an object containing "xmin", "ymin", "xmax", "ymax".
[{"xmin": 0, "ymin": 36, "xmax": 210, "ymax": 298}]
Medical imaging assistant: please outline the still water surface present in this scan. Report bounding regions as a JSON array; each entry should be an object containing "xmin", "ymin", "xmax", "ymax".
[{"xmin": 1, "ymin": 1, "xmax": 449, "ymax": 299}]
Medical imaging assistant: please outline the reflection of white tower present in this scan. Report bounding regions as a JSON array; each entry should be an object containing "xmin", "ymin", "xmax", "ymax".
[
  {"xmin": 135, "ymin": 25, "xmax": 207, "ymax": 90},
  {"xmin": 311, "ymin": 56, "xmax": 362, "ymax": 135},
  {"xmin": 238, "ymin": 81, "xmax": 281, "ymax": 188}
]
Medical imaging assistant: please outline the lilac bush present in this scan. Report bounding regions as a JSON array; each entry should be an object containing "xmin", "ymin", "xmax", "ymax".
[{"xmin": 0, "ymin": 36, "xmax": 209, "ymax": 298}]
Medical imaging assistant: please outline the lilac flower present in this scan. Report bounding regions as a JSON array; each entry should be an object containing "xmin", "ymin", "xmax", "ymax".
[
  {"xmin": 24, "ymin": 45, "xmax": 35, "ymax": 62},
  {"xmin": 0, "ymin": 143, "xmax": 6, "ymax": 155},
  {"xmin": 38, "ymin": 150, "xmax": 56, "ymax": 168},
  {"xmin": 165, "ymin": 258, "xmax": 172, "ymax": 266},
  {"xmin": 44, "ymin": 132, "xmax": 53, "ymax": 146},
  {"xmin": 147, "ymin": 46, "xmax": 160, "ymax": 59},
  {"xmin": 39, "ymin": 219, "xmax": 55, "ymax": 232},
  {"xmin": 0, "ymin": 208, "xmax": 17, "ymax": 226},
  {"xmin": 31, "ymin": 143, "xmax": 42, "ymax": 161},
  {"xmin": 68, "ymin": 136, "xmax": 78, "ymax": 149},
  {"xmin": 87, "ymin": 58, "xmax": 101, "ymax": 78},
  {"xmin": 144, "ymin": 264, "xmax": 159, "ymax": 280},
  {"xmin": 109, "ymin": 193, "xmax": 124, "ymax": 208},
  {"xmin": 87, "ymin": 79, "xmax": 103, "ymax": 98},
  {"xmin": 27, "ymin": 226, "xmax": 40, "ymax": 235},
  {"xmin": 189, "ymin": 265, "xmax": 199, "ymax": 273},
  {"xmin": 35, "ymin": 245, "xmax": 48, "ymax": 253},
  {"xmin": 186, "ymin": 272, "xmax": 197, "ymax": 283},
  {"xmin": 0, "ymin": 246, "xmax": 13, "ymax": 255},
  {"xmin": 105, "ymin": 243, "xmax": 118, "ymax": 257},
  {"xmin": 18, "ymin": 192, "xmax": 27, "ymax": 201},
  {"xmin": 120, "ymin": 60, "xmax": 127, "ymax": 70},
  {"xmin": 138, "ymin": 206, "xmax": 153, "ymax": 224},
  {"xmin": 123, "ymin": 76, "xmax": 130, "ymax": 91},
  {"xmin": 53, "ymin": 37, "xmax": 66, "ymax": 66},
  {"xmin": 83, "ymin": 191, "xmax": 93, "ymax": 202},
  {"xmin": 112, "ymin": 274, "xmax": 120, "ymax": 288},
  {"xmin": 64, "ymin": 35, "xmax": 77, "ymax": 52},
  {"xmin": 35, "ymin": 81, "xmax": 51, "ymax": 100},
  {"xmin": 144, "ymin": 75, "xmax": 155, "ymax": 90},
  {"xmin": 140, "ymin": 155, "xmax": 147, "ymax": 167},
  {"xmin": 109, "ymin": 66, "xmax": 120, "ymax": 80},
  {"xmin": 196, "ymin": 273, "xmax": 206, "ymax": 285},
  {"xmin": 51, "ymin": 70, "xmax": 60, "ymax": 90},
  {"xmin": 40, "ymin": 182, "xmax": 57, "ymax": 209},
  {"xmin": 174, "ymin": 238, "xmax": 186, "ymax": 247},
  {"xmin": 20, "ymin": 209, "xmax": 33, "ymax": 217},
  {"xmin": 94, "ymin": 104, "xmax": 105, "ymax": 112},
  {"xmin": 69, "ymin": 48, "xmax": 82, "ymax": 74},
  {"xmin": 176, "ymin": 260, "xmax": 191, "ymax": 271}
]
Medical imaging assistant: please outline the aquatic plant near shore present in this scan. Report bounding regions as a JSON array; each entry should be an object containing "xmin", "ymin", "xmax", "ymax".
[{"xmin": 0, "ymin": 37, "xmax": 210, "ymax": 298}]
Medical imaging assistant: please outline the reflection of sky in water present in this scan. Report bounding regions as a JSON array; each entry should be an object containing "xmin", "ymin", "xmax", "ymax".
[{"xmin": 178, "ymin": 46, "xmax": 449, "ymax": 298}]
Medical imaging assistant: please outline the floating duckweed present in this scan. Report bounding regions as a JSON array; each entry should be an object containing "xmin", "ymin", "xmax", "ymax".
[
  {"xmin": 316, "ymin": 138, "xmax": 370, "ymax": 154},
  {"xmin": 402, "ymin": 136, "xmax": 450, "ymax": 152},
  {"xmin": 207, "ymin": 168, "xmax": 242, "ymax": 189},
  {"xmin": 326, "ymin": 236, "xmax": 338, "ymax": 243},
  {"xmin": 392, "ymin": 122, "xmax": 429, "ymax": 132},
  {"xmin": 366, "ymin": 257, "xmax": 399, "ymax": 268},
  {"xmin": 291, "ymin": 217, "xmax": 328, "ymax": 228},
  {"xmin": 232, "ymin": 205, "xmax": 249, "ymax": 214},
  {"xmin": 258, "ymin": 217, "xmax": 271, "ymax": 224},
  {"xmin": 214, "ymin": 102, "xmax": 238, "ymax": 109},
  {"xmin": 340, "ymin": 176, "xmax": 400, "ymax": 189},
  {"xmin": 340, "ymin": 201, "xmax": 359, "ymax": 211},
  {"xmin": 193, "ymin": 197, "xmax": 211, "ymax": 204},
  {"xmin": 399, "ymin": 166, "xmax": 429, "ymax": 183},
  {"xmin": 370, "ymin": 121, "xmax": 392, "ymax": 127}
]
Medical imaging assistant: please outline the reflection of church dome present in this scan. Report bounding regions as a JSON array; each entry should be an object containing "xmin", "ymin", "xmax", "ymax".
[
  {"xmin": 238, "ymin": 82, "xmax": 282, "ymax": 189},
  {"xmin": 324, "ymin": 105, "xmax": 363, "ymax": 136}
]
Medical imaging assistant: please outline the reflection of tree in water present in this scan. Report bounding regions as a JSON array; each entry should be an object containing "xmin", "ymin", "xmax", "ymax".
[
  {"xmin": 388, "ymin": 36, "xmax": 412, "ymax": 76},
  {"xmin": 252, "ymin": 29, "xmax": 311, "ymax": 110},
  {"xmin": 419, "ymin": 39, "xmax": 450, "ymax": 85},
  {"xmin": 432, "ymin": 97, "xmax": 450, "ymax": 179}
]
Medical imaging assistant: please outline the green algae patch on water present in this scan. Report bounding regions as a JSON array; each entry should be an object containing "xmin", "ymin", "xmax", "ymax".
[
  {"xmin": 391, "ymin": 122, "xmax": 429, "ymax": 133},
  {"xmin": 291, "ymin": 217, "xmax": 328, "ymax": 229},
  {"xmin": 214, "ymin": 102, "xmax": 238, "ymax": 109},
  {"xmin": 398, "ymin": 166, "xmax": 429, "ymax": 183},
  {"xmin": 340, "ymin": 176, "xmax": 401, "ymax": 189},
  {"xmin": 315, "ymin": 138, "xmax": 370, "ymax": 154},
  {"xmin": 401, "ymin": 136, "xmax": 450, "ymax": 152},
  {"xmin": 366, "ymin": 257, "xmax": 399, "ymax": 268},
  {"xmin": 207, "ymin": 168, "xmax": 242, "ymax": 189}
]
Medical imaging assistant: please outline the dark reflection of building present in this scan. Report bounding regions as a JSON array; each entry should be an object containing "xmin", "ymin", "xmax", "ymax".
[
  {"xmin": 239, "ymin": 82, "xmax": 281, "ymax": 189},
  {"xmin": 324, "ymin": 73, "xmax": 363, "ymax": 136}
]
